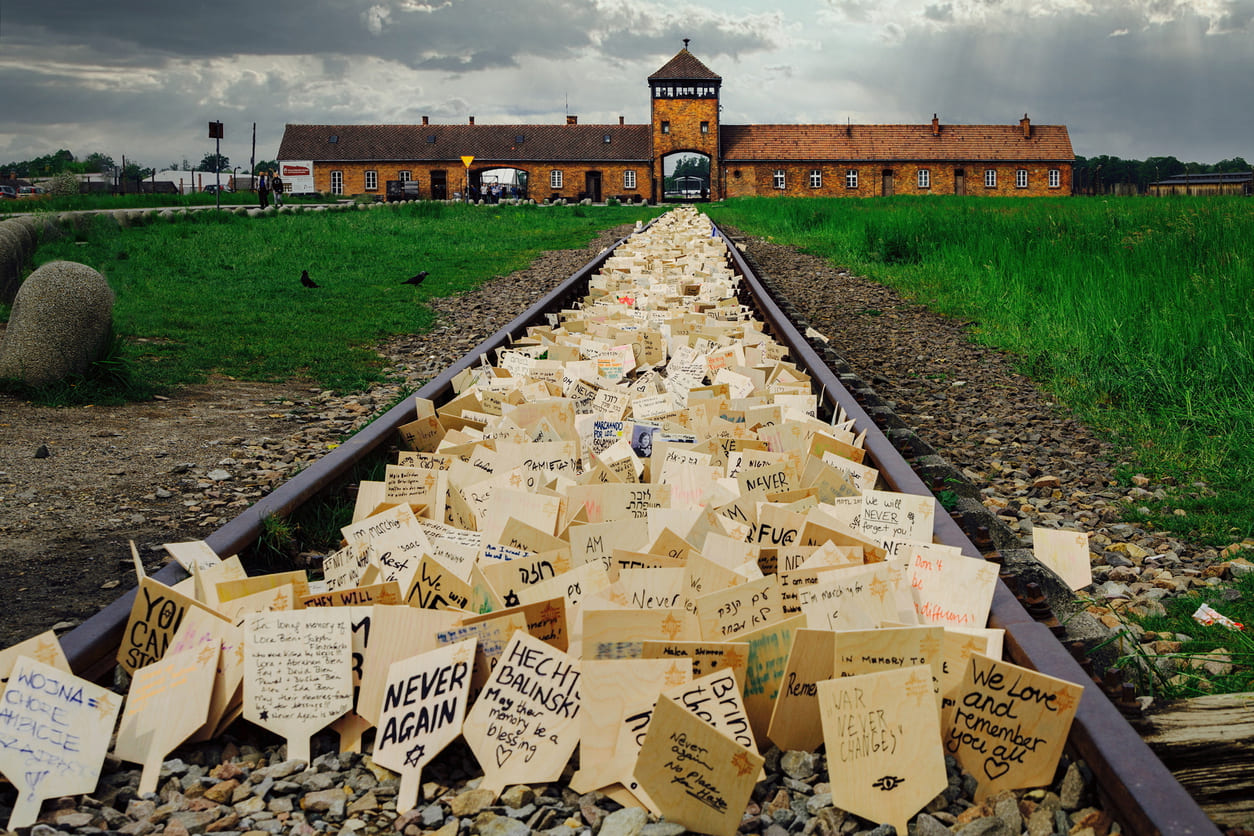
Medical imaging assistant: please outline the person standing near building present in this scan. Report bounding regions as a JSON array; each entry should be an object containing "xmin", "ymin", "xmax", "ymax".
[
  {"xmin": 257, "ymin": 170, "xmax": 269, "ymax": 209},
  {"xmin": 271, "ymin": 172, "xmax": 284, "ymax": 207}
]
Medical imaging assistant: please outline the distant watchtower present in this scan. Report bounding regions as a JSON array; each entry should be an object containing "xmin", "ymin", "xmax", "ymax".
[{"xmin": 649, "ymin": 40, "xmax": 722, "ymax": 201}]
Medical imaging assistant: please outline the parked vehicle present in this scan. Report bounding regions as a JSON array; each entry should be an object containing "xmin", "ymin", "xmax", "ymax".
[
  {"xmin": 0, "ymin": 185, "xmax": 16, "ymax": 199},
  {"xmin": 17, "ymin": 185, "xmax": 46, "ymax": 197}
]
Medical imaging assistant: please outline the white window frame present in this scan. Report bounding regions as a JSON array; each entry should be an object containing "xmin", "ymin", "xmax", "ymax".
[
  {"xmin": 773, "ymin": 169, "xmax": 786, "ymax": 190},
  {"xmin": 809, "ymin": 169, "xmax": 822, "ymax": 188},
  {"xmin": 1016, "ymin": 169, "xmax": 1029, "ymax": 189},
  {"xmin": 984, "ymin": 169, "xmax": 997, "ymax": 188},
  {"xmin": 846, "ymin": 169, "xmax": 858, "ymax": 189},
  {"xmin": 624, "ymin": 170, "xmax": 637, "ymax": 189},
  {"xmin": 398, "ymin": 170, "xmax": 411, "ymax": 182},
  {"xmin": 917, "ymin": 169, "xmax": 931, "ymax": 189},
  {"xmin": 661, "ymin": 121, "xmax": 670, "ymax": 134},
  {"xmin": 364, "ymin": 170, "xmax": 378, "ymax": 191},
  {"xmin": 550, "ymin": 169, "xmax": 563, "ymax": 189},
  {"xmin": 330, "ymin": 170, "xmax": 343, "ymax": 194},
  {"xmin": 1048, "ymin": 168, "xmax": 1061, "ymax": 188}
]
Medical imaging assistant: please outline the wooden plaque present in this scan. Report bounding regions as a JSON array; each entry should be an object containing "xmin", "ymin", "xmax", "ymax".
[
  {"xmin": 819, "ymin": 666, "xmax": 947, "ymax": 836},
  {"xmin": 0, "ymin": 658, "xmax": 121, "ymax": 829}
]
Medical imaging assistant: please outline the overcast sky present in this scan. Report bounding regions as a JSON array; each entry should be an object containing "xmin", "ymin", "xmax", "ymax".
[{"xmin": 3, "ymin": 0, "xmax": 1251, "ymax": 171}]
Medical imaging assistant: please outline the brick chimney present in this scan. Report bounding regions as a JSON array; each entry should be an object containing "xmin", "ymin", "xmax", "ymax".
[
  {"xmin": 566, "ymin": 115, "xmax": 578, "ymax": 125},
  {"xmin": 422, "ymin": 116, "xmax": 429, "ymax": 125},
  {"xmin": 468, "ymin": 116, "xmax": 475, "ymax": 125},
  {"xmin": 619, "ymin": 116, "xmax": 625, "ymax": 125},
  {"xmin": 931, "ymin": 113, "xmax": 940, "ymax": 136},
  {"xmin": 1020, "ymin": 113, "xmax": 1031, "ymax": 138}
]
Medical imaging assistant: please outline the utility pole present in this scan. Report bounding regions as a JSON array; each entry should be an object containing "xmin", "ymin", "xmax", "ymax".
[{"xmin": 251, "ymin": 122, "xmax": 257, "ymax": 178}]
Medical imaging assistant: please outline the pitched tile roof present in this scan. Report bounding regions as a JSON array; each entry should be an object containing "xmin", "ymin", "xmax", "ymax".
[
  {"xmin": 720, "ymin": 123, "xmax": 1074, "ymax": 162},
  {"xmin": 648, "ymin": 49, "xmax": 722, "ymax": 82},
  {"xmin": 278, "ymin": 123, "xmax": 651, "ymax": 163}
]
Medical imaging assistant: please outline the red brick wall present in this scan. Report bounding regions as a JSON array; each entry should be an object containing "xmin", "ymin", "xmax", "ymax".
[
  {"xmin": 312, "ymin": 161, "xmax": 653, "ymax": 201},
  {"xmin": 721, "ymin": 162, "xmax": 1071, "ymax": 197}
]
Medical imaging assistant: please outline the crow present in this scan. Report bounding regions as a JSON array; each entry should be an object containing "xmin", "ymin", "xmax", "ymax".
[
  {"xmin": 402, "ymin": 270, "xmax": 428, "ymax": 286},
  {"xmin": 300, "ymin": 270, "xmax": 319, "ymax": 288}
]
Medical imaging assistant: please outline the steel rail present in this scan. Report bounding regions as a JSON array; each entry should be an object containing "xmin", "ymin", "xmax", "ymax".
[
  {"xmin": 718, "ymin": 224, "xmax": 1219, "ymax": 836},
  {"xmin": 56, "ymin": 215, "xmax": 1218, "ymax": 835}
]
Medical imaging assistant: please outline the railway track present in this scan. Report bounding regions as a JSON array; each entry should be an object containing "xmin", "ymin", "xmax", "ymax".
[{"xmin": 50, "ymin": 208, "xmax": 1220, "ymax": 835}]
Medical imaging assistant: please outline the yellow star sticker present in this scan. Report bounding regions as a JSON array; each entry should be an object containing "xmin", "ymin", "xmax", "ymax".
[
  {"xmin": 197, "ymin": 644, "xmax": 218, "ymax": 667},
  {"xmin": 552, "ymin": 555, "xmax": 572, "ymax": 574},
  {"xmin": 271, "ymin": 591, "xmax": 288, "ymax": 610},
  {"xmin": 508, "ymin": 471, "xmax": 524, "ymax": 488},
  {"xmin": 34, "ymin": 636, "xmax": 61, "ymax": 665},
  {"xmin": 959, "ymin": 638, "xmax": 983, "ymax": 661},
  {"xmin": 976, "ymin": 565, "xmax": 999, "ymax": 586},
  {"xmin": 905, "ymin": 672, "xmax": 931, "ymax": 705},
  {"xmin": 918, "ymin": 633, "xmax": 941, "ymax": 659},
  {"xmin": 423, "ymin": 473, "xmax": 437, "ymax": 491},
  {"xmin": 868, "ymin": 576, "xmax": 889, "ymax": 603},
  {"xmin": 730, "ymin": 751, "xmax": 755, "ymax": 777},
  {"xmin": 660, "ymin": 613, "xmax": 684, "ymax": 640},
  {"xmin": 722, "ymin": 648, "xmax": 745, "ymax": 671},
  {"xmin": 1053, "ymin": 687, "xmax": 1079, "ymax": 714},
  {"xmin": 235, "ymin": 643, "xmax": 246, "ymax": 666},
  {"xmin": 664, "ymin": 663, "xmax": 689, "ymax": 687},
  {"xmin": 95, "ymin": 693, "xmax": 115, "ymax": 721},
  {"xmin": 539, "ymin": 602, "xmax": 562, "ymax": 624}
]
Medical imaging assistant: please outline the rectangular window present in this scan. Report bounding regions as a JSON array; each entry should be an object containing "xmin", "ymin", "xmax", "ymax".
[
  {"xmin": 624, "ymin": 170, "xmax": 637, "ymax": 189},
  {"xmin": 984, "ymin": 169, "xmax": 997, "ymax": 188},
  {"xmin": 773, "ymin": 169, "xmax": 786, "ymax": 190},
  {"xmin": 1048, "ymin": 168, "xmax": 1061, "ymax": 188},
  {"xmin": 550, "ymin": 169, "xmax": 563, "ymax": 189},
  {"xmin": 330, "ymin": 170, "xmax": 343, "ymax": 194},
  {"xmin": 917, "ymin": 169, "xmax": 931, "ymax": 189},
  {"xmin": 364, "ymin": 170, "xmax": 378, "ymax": 191},
  {"xmin": 1016, "ymin": 169, "xmax": 1029, "ymax": 189},
  {"xmin": 661, "ymin": 121, "xmax": 670, "ymax": 134},
  {"xmin": 809, "ymin": 169, "xmax": 822, "ymax": 188},
  {"xmin": 846, "ymin": 169, "xmax": 858, "ymax": 189},
  {"xmin": 398, "ymin": 170, "xmax": 411, "ymax": 182},
  {"xmin": 700, "ymin": 121, "xmax": 710, "ymax": 134}
]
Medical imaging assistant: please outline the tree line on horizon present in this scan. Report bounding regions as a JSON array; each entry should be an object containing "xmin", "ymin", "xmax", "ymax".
[
  {"xmin": 1073, "ymin": 154, "xmax": 1250, "ymax": 192},
  {"xmin": 2, "ymin": 149, "xmax": 278, "ymax": 182}
]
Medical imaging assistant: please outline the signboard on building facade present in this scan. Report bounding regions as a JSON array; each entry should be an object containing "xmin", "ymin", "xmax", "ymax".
[{"xmin": 279, "ymin": 160, "xmax": 315, "ymax": 194}]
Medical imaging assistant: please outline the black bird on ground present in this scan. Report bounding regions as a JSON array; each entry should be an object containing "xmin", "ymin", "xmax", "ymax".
[
  {"xmin": 402, "ymin": 270, "xmax": 428, "ymax": 286},
  {"xmin": 300, "ymin": 270, "xmax": 319, "ymax": 288}
]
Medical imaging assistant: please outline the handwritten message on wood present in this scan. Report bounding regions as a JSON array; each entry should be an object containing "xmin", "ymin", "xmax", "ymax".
[
  {"xmin": 942, "ymin": 654, "xmax": 1084, "ymax": 801},
  {"xmin": 818, "ymin": 666, "xmax": 947, "ymax": 836},
  {"xmin": 633, "ymin": 695, "xmax": 764, "ymax": 836},
  {"xmin": 462, "ymin": 631, "xmax": 582, "ymax": 795},
  {"xmin": 372, "ymin": 639, "xmax": 476, "ymax": 813},
  {"xmin": 243, "ymin": 610, "xmax": 353, "ymax": 764},
  {"xmin": 0, "ymin": 658, "xmax": 120, "ymax": 830}
]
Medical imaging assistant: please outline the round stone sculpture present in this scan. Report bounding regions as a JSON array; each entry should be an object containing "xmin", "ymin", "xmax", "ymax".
[{"xmin": 0, "ymin": 260, "xmax": 116, "ymax": 386}]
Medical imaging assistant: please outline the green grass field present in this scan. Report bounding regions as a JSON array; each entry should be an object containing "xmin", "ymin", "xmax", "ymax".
[
  {"xmin": 706, "ymin": 196, "xmax": 1254, "ymax": 549},
  {"xmin": 14, "ymin": 202, "xmax": 662, "ymax": 394}
]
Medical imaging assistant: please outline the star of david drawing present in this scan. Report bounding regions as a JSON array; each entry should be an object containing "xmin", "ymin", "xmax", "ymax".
[
  {"xmin": 918, "ymin": 633, "xmax": 941, "ymax": 659},
  {"xmin": 664, "ymin": 663, "xmax": 689, "ymax": 687},
  {"xmin": 960, "ymin": 638, "xmax": 982, "ymax": 660},
  {"xmin": 34, "ymin": 637, "xmax": 60, "ymax": 665},
  {"xmin": 540, "ymin": 602, "xmax": 562, "ymax": 623},
  {"xmin": 197, "ymin": 645, "xmax": 218, "ymax": 666},
  {"xmin": 660, "ymin": 613, "xmax": 684, "ymax": 640},
  {"xmin": 905, "ymin": 672, "xmax": 931, "ymax": 705},
  {"xmin": 94, "ymin": 694, "xmax": 115, "ymax": 720},
  {"xmin": 404, "ymin": 744, "xmax": 426, "ymax": 767},
  {"xmin": 1053, "ymin": 687, "xmax": 1078, "ymax": 714},
  {"xmin": 730, "ymin": 751, "xmax": 755, "ymax": 777},
  {"xmin": 722, "ymin": 648, "xmax": 745, "ymax": 670},
  {"xmin": 868, "ymin": 576, "xmax": 889, "ymax": 603}
]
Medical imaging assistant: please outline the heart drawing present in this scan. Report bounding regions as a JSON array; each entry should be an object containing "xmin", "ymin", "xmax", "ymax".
[
  {"xmin": 495, "ymin": 744, "xmax": 514, "ymax": 768},
  {"xmin": 983, "ymin": 758, "xmax": 1011, "ymax": 781}
]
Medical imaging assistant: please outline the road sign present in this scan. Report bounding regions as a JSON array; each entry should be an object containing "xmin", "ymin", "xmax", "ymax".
[{"xmin": 461, "ymin": 156, "xmax": 475, "ymax": 168}]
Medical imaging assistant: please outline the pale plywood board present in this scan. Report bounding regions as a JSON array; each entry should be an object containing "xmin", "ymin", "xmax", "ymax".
[
  {"xmin": 0, "ymin": 658, "xmax": 121, "ymax": 829},
  {"xmin": 800, "ymin": 563, "xmax": 898, "ymax": 631},
  {"xmin": 116, "ymin": 624, "xmax": 218, "ymax": 794},
  {"xmin": 612, "ymin": 567, "xmax": 685, "ymax": 611},
  {"xmin": 906, "ymin": 546, "xmax": 1000, "ymax": 629},
  {"xmin": 942, "ymin": 654, "xmax": 1084, "ymax": 802},
  {"xmin": 405, "ymin": 554, "xmax": 473, "ymax": 611},
  {"xmin": 243, "ymin": 609, "xmax": 354, "ymax": 764},
  {"xmin": 663, "ymin": 666, "xmax": 758, "ymax": 752},
  {"xmin": 740, "ymin": 614, "xmax": 806, "ymax": 745},
  {"xmin": 161, "ymin": 540, "xmax": 221, "ymax": 573},
  {"xmin": 356, "ymin": 606, "xmax": 463, "ymax": 726},
  {"xmin": 582, "ymin": 609, "xmax": 699, "ymax": 660},
  {"xmin": 372, "ymin": 639, "xmax": 477, "ymax": 813},
  {"xmin": 570, "ymin": 659, "xmax": 686, "ymax": 794},
  {"xmin": 462, "ymin": 631, "xmax": 582, "ymax": 796},
  {"xmin": 766, "ymin": 628, "xmax": 834, "ymax": 753},
  {"xmin": 1032, "ymin": 527, "xmax": 1093, "ymax": 591},
  {"xmin": 459, "ymin": 596, "xmax": 570, "ymax": 652},
  {"xmin": 819, "ymin": 666, "xmax": 948, "ymax": 836},
  {"xmin": 640, "ymin": 640, "xmax": 749, "ymax": 686},
  {"xmin": 633, "ymin": 695, "xmax": 764, "ymax": 836},
  {"xmin": 859, "ymin": 489, "xmax": 936, "ymax": 553},
  {"xmin": 300, "ymin": 582, "xmax": 402, "ymax": 609},
  {"xmin": 116, "ymin": 576, "xmax": 231, "ymax": 675},
  {"xmin": 0, "ymin": 631, "xmax": 69, "ymax": 687},
  {"xmin": 696, "ymin": 574, "xmax": 784, "ymax": 641},
  {"xmin": 436, "ymin": 614, "xmax": 528, "ymax": 705},
  {"xmin": 216, "ymin": 583, "xmax": 296, "ymax": 623},
  {"xmin": 568, "ymin": 518, "xmax": 650, "ymax": 569}
]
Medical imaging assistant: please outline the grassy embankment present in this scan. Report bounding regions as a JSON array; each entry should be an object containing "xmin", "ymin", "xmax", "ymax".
[
  {"xmin": 707, "ymin": 196, "xmax": 1254, "ymax": 695},
  {"xmin": 9, "ymin": 201, "xmax": 662, "ymax": 396}
]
